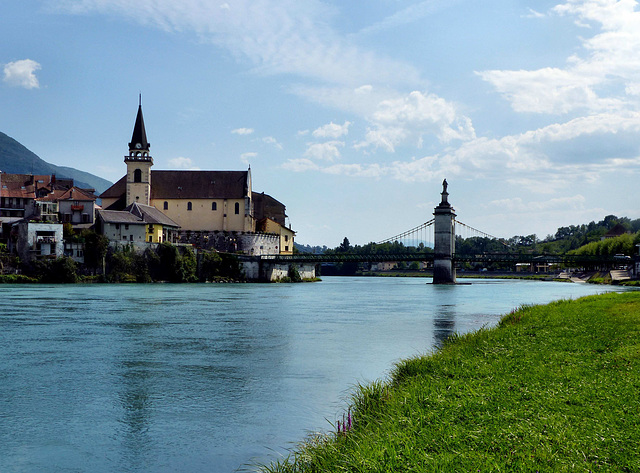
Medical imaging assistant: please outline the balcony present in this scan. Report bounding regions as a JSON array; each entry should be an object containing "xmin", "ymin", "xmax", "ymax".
[{"xmin": 71, "ymin": 205, "xmax": 84, "ymax": 211}]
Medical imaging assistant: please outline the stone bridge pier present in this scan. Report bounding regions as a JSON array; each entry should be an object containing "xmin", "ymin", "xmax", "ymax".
[{"xmin": 433, "ymin": 179, "xmax": 456, "ymax": 284}]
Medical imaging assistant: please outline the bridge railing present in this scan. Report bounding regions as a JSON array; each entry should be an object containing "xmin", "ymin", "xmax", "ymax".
[
  {"xmin": 266, "ymin": 252, "xmax": 436, "ymax": 263},
  {"xmin": 261, "ymin": 252, "xmax": 626, "ymax": 265}
]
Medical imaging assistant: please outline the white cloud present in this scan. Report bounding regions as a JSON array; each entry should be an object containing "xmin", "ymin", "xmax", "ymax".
[
  {"xmin": 487, "ymin": 195, "xmax": 586, "ymax": 213},
  {"xmin": 321, "ymin": 163, "xmax": 384, "ymax": 178},
  {"xmin": 355, "ymin": 90, "xmax": 475, "ymax": 152},
  {"xmin": 3, "ymin": 59, "xmax": 41, "ymax": 89},
  {"xmin": 479, "ymin": 0, "xmax": 640, "ymax": 114},
  {"xmin": 50, "ymin": 0, "xmax": 421, "ymax": 88},
  {"xmin": 304, "ymin": 141, "xmax": 344, "ymax": 161},
  {"xmin": 240, "ymin": 152, "xmax": 257, "ymax": 165},
  {"xmin": 282, "ymin": 158, "xmax": 319, "ymax": 172},
  {"xmin": 168, "ymin": 157, "xmax": 200, "ymax": 169},
  {"xmin": 357, "ymin": 0, "xmax": 460, "ymax": 36},
  {"xmin": 282, "ymin": 158, "xmax": 383, "ymax": 178},
  {"xmin": 232, "ymin": 127, "xmax": 254, "ymax": 135},
  {"xmin": 523, "ymin": 8, "xmax": 546, "ymax": 19},
  {"xmin": 312, "ymin": 121, "xmax": 351, "ymax": 139},
  {"xmin": 355, "ymin": 85, "xmax": 373, "ymax": 95},
  {"xmin": 262, "ymin": 136, "xmax": 283, "ymax": 149}
]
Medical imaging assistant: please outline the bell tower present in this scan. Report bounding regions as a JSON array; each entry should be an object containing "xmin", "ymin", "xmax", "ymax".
[{"xmin": 125, "ymin": 95, "xmax": 153, "ymax": 206}]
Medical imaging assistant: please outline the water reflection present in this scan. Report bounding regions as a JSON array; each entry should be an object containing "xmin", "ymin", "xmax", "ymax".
[
  {"xmin": 116, "ymin": 320, "xmax": 157, "ymax": 471},
  {"xmin": 432, "ymin": 285, "xmax": 457, "ymax": 348}
]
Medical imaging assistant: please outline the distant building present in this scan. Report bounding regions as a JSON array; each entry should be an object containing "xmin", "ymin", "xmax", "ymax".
[
  {"xmin": 0, "ymin": 172, "xmax": 97, "ymax": 241},
  {"xmin": 602, "ymin": 223, "xmax": 629, "ymax": 240},
  {"xmin": 100, "ymin": 100, "xmax": 294, "ymax": 254}
]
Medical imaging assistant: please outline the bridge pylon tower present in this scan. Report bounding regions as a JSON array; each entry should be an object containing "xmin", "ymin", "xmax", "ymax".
[{"xmin": 433, "ymin": 179, "xmax": 456, "ymax": 284}]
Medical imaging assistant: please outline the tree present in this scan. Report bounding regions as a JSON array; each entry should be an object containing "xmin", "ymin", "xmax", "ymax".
[
  {"xmin": 339, "ymin": 237, "xmax": 351, "ymax": 253},
  {"xmin": 81, "ymin": 230, "xmax": 109, "ymax": 272}
]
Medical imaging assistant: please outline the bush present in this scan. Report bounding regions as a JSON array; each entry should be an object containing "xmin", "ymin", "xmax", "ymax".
[
  {"xmin": 31, "ymin": 256, "xmax": 78, "ymax": 283},
  {"xmin": 288, "ymin": 264, "xmax": 302, "ymax": 282}
]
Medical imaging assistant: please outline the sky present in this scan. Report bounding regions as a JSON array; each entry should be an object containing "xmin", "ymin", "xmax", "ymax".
[{"xmin": 2, "ymin": 0, "xmax": 640, "ymax": 247}]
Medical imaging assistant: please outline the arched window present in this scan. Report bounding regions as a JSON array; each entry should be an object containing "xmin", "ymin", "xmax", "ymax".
[
  {"xmin": 234, "ymin": 202, "xmax": 240, "ymax": 215},
  {"xmin": 187, "ymin": 202, "xmax": 193, "ymax": 211},
  {"xmin": 164, "ymin": 201, "xmax": 168, "ymax": 210},
  {"xmin": 134, "ymin": 169, "xmax": 142, "ymax": 183},
  {"xmin": 212, "ymin": 202, "xmax": 217, "ymax": 211}
]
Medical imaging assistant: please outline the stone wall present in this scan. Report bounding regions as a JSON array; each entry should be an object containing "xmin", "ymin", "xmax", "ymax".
[
  {"xmin": 178, "ymin": 230, "xmax": 280, "ymax": 255},
  {"xmin": 238, "ymin": 257, "xmax": 317, "ymax": 281}
]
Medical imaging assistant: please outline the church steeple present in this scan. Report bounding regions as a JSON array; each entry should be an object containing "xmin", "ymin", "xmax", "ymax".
[
  {"xmin": 125, "ymin": 96, "xmax": 153, "ymax": 206},
  {"xmin": 128, "ymin": 94, "xmax": 150, "ymax": 152}
]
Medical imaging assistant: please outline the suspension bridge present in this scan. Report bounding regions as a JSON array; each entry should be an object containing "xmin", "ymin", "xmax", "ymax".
[{"xmin": 261, "ymin": 180, "xmax": 628, "ymax": 283}]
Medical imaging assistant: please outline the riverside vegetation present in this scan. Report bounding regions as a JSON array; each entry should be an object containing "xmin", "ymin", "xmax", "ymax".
[
  {"xmin": 318, "ymin": 214, "xmax": 640, "ymax": 275},
  {"xmin": 263, "ymin": 291, "xmax": 640, "ymax": 472},
  {"xmin": 0, "ymin": 229, "xmax": 244, "ymax": 283}
]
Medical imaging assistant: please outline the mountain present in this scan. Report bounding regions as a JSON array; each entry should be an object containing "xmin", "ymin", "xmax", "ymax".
[{"xmin": 0, "ymin": 131, "xmax": 112, "ymax": 193}]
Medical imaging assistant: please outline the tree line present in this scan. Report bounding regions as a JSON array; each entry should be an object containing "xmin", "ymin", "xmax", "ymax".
[{"xmin": 317, "ymin": 214, "xmax": 639, "ymax": 274}]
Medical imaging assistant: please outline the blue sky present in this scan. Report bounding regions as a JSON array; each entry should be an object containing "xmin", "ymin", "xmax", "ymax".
[{"xmin": 2, "ymin": 0, "xmax": 640, "ymax": 247}]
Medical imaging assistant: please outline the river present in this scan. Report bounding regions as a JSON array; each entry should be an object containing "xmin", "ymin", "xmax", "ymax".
[{"xmin": 0, "ymin": 277, "xmax": 633, "ymax": 472}]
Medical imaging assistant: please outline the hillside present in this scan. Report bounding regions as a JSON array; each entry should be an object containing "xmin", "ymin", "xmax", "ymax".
[{"xmin": 0, "ymin": 131, "xmax": 112, "ymax": 193}]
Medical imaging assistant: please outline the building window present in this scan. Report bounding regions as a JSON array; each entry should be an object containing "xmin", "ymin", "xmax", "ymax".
[
  {"xmin": 130, "ymin": 235, "xmax": 134, "ymax": 241},
  {"xmin": 115, "ymin": 224, "xmax": 120, "ymax": 230},
  {"xmin": 284, "ymin": 235, "xmax": 289, "ymax": 242},
  {"xmin": 134, "ymin": 169, "xmax": 142, "ymax": 183},
  {"xmin": 212, "ymin": 202, "xmax": 217, "ymax": 211},
  {"xmin": 234, "ymin": 202, "xmax": 240, "ymax": 215},
  {"xmin": 187, "ymin": 202, "xmax": 192, "ymax": 211},
  {"xmin": 125, "ymin": 224, "xmax": 129, "ymax": 230},
  {"xmin": 164, "ymin": 201, "xmax": 168, "ymax": 210},
  {"xmin": 149, "ymin": 236, "xmax": 153, "ymax": 242}
]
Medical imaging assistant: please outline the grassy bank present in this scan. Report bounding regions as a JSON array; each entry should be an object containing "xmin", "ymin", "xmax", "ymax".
[{"xmin": 262, "ymin": 292, "xmax": 640, "ymax": 472}]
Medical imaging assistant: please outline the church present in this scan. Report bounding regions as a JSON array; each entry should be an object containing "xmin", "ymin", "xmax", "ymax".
[{"xmin": 99, "ymin": 100, "xmax": 295, "ymax": 254}]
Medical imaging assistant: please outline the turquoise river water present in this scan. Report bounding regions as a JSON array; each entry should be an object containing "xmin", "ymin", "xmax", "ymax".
[{"xmin": 0, "ymin": 277, "xmax": 634, "ymax": 472}]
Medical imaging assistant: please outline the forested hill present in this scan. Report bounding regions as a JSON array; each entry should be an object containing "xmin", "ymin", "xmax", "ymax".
[{"xmin": 0, "ymin": 131, "xmax": 112, "ymax": 193}]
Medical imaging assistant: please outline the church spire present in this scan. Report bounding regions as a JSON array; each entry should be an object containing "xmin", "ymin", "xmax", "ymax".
[{"xmin": 128, "ymin": 95, "xmax": 150, "ymax": 152}]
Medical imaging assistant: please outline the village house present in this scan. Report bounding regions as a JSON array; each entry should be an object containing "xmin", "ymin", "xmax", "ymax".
[
  {"xmin": 96, "ymin": 202, "xmax": 180, "ymax": 244},
  {"xmin": 0, "ymin": 172, "xmax": 98, "ymax": 262},
  {"xmin": 37, "ymin": 186, "xmax": 98, "ymax": 228},
  {"xmin": 10, "ymin": 219, "xmax": 64, "ymax": 262}
]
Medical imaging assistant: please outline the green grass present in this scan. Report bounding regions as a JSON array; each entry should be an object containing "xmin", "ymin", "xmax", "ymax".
[{"xmin": 261, "ymin": 292, "xmax": 640, "ymax": 472}]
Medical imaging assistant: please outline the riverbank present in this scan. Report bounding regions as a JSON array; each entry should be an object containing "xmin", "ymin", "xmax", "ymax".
[{"xmin": 262, "ymin": 291, "xmax": 640, "ymax": 472}]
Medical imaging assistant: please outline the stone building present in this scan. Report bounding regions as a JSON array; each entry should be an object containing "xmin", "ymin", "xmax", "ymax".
[{"xmin": 100, "ymin": 100, "xmax": 295, "ymax": 254}]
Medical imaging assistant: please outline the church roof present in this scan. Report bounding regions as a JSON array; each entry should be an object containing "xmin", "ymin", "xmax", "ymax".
[
  {"xmin": 125, "ymin": 202, "xmax": 180, "ymax": 228},
  {"xmin": 151, "ymin": 170, "xmax": 249, "ymax": 199},
  {"xmin": 128, "ymin": 102, "xmax": 150, "ymax": 151},
  {"xmin": 99, "ymin": 170, "xmax": 250, "ymax": 201},
  {"xmin": 97, "ymin": 203, "xmax": 180, "ymax": 228},
  {"xmin": 97, "ymin": 209, "xmax": 145, "ymax": 225}
]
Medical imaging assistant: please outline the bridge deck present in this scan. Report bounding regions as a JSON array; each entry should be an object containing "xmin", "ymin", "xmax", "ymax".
[{"xmin": 263, "ymin": 252, "xmax": 627, "ymax": 265}]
